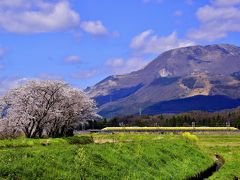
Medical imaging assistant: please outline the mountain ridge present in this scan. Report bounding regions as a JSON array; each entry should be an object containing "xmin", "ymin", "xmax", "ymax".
[{"xmin": 86, "ymin": 44, "xmax": 240, "ymax": 117}]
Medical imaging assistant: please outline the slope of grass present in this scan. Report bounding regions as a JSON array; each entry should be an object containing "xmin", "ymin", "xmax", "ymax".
[
  {"xmin": 198, "ymin": 135, "xmax": 240, "ymax": 179},
  {"xmin": 0, "ymin": 134, "xmax": 213, "ymax": 179}
]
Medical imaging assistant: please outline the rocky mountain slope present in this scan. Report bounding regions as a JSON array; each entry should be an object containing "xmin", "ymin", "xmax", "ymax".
[{"xmin": 86, "ymin": 44, "xmax": 240, "ymax": 117}]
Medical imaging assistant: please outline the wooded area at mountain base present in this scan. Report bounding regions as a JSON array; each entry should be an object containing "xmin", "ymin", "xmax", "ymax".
[{"xmin": 90, "ymin": 108, "xmax": 240, "ymax": 129}]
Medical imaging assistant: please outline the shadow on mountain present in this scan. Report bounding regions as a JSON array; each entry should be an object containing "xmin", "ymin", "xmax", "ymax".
[{"xmin": 143, "ymin": 95, "xmax": 240, "ymax": 115}]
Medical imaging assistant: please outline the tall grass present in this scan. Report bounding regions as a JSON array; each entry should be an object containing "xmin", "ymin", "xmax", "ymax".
[{"xmin": 0, "ymin": 134, "xmax": 213, "ymax": 179}]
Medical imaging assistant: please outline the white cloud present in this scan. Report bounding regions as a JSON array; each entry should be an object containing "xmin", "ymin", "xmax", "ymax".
[
  {"xmin": 64, "ymin": 55, "xmax": 80, "ymax": 63},
  {"xmin": 0, "ymin": 0, "xmax": 30, "ymax": 9},
  {"xmin": 0, "ymin": 1, "xmax": 112, "ymax": 36},
  {"xmin": 106, "ymin": 57, "xmax": 149, "ymax": 74},
  {"xmin": 130, "ymin": 30, "xmax": 195, "ymax": 54},
  {"xmin": 188, "ymin": 0, "xmax": 240, "ymax": 41},
  {"xmin": 81, "ymin": 20, "xmax": 108, "ymax": 36},
  {"xmin": 130, "ymin": 30, "xmax": 153, "ymax": 50},
  {"xmin": 0, "ymin": 1, "xmax": 80, "ymax": 33},
  {"xmin": 71, "ymin": 70, "xmax": 98, "ymax": 79},
  {"xmin": 71, "ymin": 56, "xmax": 148, "ymax": 78},
  {"xmin": 106, "ymin": 29, "xmax": 195, "ymax": 75}
]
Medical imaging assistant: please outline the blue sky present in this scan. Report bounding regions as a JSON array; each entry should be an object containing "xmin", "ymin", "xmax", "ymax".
[{"xmin": 0, "ymin": 0, "xmax": 240, "ymax": 92}]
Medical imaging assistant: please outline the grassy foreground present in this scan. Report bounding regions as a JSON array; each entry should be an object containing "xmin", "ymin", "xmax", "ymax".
[
  {"xmin": 0, "ymin": 134, "xmax": 213, "ymax": 179},
  {"xmin": 198, "ymin": 134, "xmax": 240, "ymax": 180}
]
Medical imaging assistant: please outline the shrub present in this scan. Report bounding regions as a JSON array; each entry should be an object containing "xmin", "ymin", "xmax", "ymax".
[
  {"xmin": 66, "ymin": 136, "xmax": 93, "ymax": 145},
  {"xmin": 181, "ymin": 132, "xmax": 198, "ymax": 142}
]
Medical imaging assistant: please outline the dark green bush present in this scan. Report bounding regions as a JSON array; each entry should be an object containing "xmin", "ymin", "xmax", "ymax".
[{"xmin": 66, "ymin": 136, "xmax": 93, "ymax": 145}]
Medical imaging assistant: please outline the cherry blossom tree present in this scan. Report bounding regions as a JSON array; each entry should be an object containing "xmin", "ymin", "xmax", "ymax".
[{"xmin": 0, "ymin": 80, "xmax": 96, "ymax": 138}]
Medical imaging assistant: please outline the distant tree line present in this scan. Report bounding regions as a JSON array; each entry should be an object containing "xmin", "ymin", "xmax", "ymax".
[{"xmin": 92, "ymin": 109, "xmax": 240, "ymax": 129}]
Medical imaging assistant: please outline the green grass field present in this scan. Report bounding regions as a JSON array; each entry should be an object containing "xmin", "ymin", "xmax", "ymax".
[
  {"xmin": 198, "ymin": 134, "xmax": 240, "ymax": 180},
  {"xmin": 0, "ymin": 134, "xmax": 214, "ymax": 179},
  {"xmin": 0, "ymin": 133, "xmax": 239, "ymax": 179}
]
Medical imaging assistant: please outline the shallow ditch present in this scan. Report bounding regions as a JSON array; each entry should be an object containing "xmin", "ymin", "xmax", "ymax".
[{"xmin": 188, "ymin": 154, "xmax": 225, "ymax": 180}]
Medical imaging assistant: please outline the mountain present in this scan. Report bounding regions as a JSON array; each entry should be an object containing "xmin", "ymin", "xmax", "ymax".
[
  {"xmin": 143, "ymin": 95, "xmax": 240, "ymax": 115},
  {"xmin": 86, "ymin": 44, "xmax": 240, "ymax": 117}
]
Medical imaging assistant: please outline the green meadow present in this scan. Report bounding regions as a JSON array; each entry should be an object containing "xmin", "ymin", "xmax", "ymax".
[
  {"xmin": 0, "ymin": 133, "xmax": 239, "ymax": 179},
  {"xmin": 198, "ymin": 134, "xmax": 240, "ymax": 180},
  {"xmin": 0, "ymin": 133, "xmax": 213, "ymax": 179}
]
